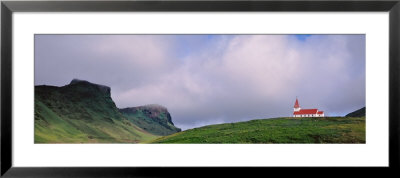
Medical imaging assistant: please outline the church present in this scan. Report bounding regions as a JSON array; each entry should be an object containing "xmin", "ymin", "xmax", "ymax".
[{"xmin": 293, "ymin": 98, "xmax": 324, "ymax": 117}]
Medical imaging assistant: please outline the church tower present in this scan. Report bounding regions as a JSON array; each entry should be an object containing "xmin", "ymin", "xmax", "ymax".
[{"xmin": 294, "ymin": 98, "xmax": 301, "ymax": 112}]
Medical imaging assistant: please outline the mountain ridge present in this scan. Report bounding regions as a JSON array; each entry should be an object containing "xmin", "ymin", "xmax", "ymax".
[{"xmin": 34, "ymin": 79, "xmax": 180, "ymax": 143}]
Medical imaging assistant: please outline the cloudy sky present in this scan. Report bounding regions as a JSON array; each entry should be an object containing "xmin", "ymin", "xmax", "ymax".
[{"xmin": 35, "ymin": 34, "xmax": 365, "ymax": 130}]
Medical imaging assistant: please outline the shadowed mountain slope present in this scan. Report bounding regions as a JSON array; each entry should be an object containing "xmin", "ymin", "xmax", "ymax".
[
  {"xmin": 345, "ymin": 107, "xmax": 366, "ymax": 117},
  {"xmin": 34, "ymin": 79, "xmax": 180, "ymax": 143},
  {"xmin": 120, "ymin": 104, "xmax": 181, "ymax": 136}
]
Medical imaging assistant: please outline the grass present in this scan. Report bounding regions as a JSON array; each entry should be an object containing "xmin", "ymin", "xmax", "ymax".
[{"xmin": 150, "ymin": 117, "xmax": 365, "ymax": 143}]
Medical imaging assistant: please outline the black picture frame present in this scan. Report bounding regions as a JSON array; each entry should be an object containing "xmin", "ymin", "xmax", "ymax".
[{"xmin": 1, "ymin": 0, "xmax": 399, "ymax": 177}]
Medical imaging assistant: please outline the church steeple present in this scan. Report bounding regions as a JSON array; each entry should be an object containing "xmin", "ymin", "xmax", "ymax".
[{"xmin": 294, "ymin": 97, "xmax": 301, "ymax": 111}]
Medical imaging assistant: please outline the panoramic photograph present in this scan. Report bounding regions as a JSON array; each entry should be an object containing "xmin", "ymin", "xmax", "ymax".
[{"xmin": 34, "ymin": 34, "xmax": 365, "ymax": 144}]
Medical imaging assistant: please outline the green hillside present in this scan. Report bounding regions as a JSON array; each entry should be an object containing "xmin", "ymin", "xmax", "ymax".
[
  {"xmin": 120, "ymin": 105, "xmax": 181, "ymax": 136},
  {"xmin": 151, "ymin": 117, "xmax": 365, "ymax": 143},
  {"xmin": 34, "ymin": 79, "xmax": 161, "ymax": 143}
]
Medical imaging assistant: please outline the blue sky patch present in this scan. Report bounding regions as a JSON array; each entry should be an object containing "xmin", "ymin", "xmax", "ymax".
[{"xmin": 295, "ymin": 34, "xmax": 312, "ymax": 41}]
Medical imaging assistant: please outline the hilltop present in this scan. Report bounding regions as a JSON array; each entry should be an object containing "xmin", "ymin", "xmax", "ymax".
[
  {"xmin": 150, "ymin": 105, "xmax": 366, "ymax": 144},
  {"xmin": 151, "ymin": 116, "xmax": 365, "ymax": 143},
  {"xmin": 34, "ymin": 79, "xmax": 180, "ymax": 143}
]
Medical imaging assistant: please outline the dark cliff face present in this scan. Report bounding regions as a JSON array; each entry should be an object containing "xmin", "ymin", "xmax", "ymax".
[
  {"xmin": 68, "ymin": 79, "xmax": 111, "ymax": 97},
  {"xmin": 120, "ymin": 104, "xmax": 174, "ymax": 125},
  {"xmin": 35, "ymin": 79, "xmax": 121, "ymax": 122},
  {"xmin": 120, "ymin": 105, "xmax": 181, "ymax": 136}
]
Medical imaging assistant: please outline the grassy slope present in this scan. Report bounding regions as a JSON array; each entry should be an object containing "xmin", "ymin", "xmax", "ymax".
[
  {"xmin": 35, "ymin": 83, "xmax": 159, "ymax": 143},
  {"xmin": 151, "ymin": 117, "xmax": 365, "ymax": 143}
]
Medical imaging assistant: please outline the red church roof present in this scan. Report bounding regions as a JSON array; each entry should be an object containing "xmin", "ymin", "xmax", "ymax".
[
  {"xmin": 293, "ymin": 109, "xmax": 318, "ymax": 115},
  {"xmin": 294, "ymin": 98, "xmax": 300, "ymax": 108},
  {"xmin": 317, "ymin": 111, "xmax": 324, "ymax": 114}
]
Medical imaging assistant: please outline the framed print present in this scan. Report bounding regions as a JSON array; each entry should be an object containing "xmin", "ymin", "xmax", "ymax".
[{"xmin": 1, "ymin": 0, "xmax": 399, "ymax": 177}]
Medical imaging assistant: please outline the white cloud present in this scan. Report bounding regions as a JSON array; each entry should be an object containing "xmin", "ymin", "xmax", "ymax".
[{"xmin": 36, "ymin": 35, "xmax": 365, "ymax": 130}]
